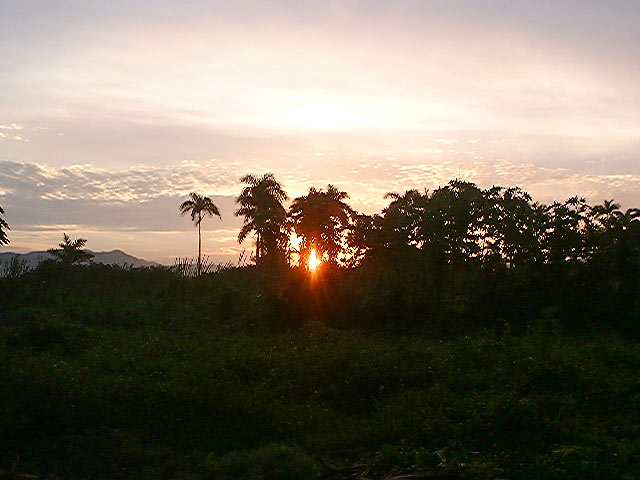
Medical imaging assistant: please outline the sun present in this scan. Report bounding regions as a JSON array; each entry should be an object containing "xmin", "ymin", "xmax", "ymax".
[{"xmin": 308, "ymin": 249, "xmax": 321, "ymax": 271}]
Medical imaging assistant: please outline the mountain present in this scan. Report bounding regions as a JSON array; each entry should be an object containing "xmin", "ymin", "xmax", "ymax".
[{"xmin": 0, "ymin": 249, "xmax": 160, "ymax": 269}]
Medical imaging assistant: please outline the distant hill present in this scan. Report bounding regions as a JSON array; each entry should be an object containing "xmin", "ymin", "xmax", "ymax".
[{"xmin": 0, "ymin": 249, "xmax": 160, "ymax": 269}]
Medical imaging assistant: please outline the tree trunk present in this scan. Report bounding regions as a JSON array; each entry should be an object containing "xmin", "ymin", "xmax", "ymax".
[{"xmin": 198, "ymin": 214, "xmax": 202, "ymax": 276}]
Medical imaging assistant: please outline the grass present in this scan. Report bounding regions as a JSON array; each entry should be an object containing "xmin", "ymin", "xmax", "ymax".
[{"xmin": 1, "ymin": 263, "xmax": 640, "ymax": 479}]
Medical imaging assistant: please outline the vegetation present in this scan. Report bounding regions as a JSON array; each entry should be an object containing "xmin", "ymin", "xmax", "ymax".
[
  {"xmin": 47, "ymin": 233, "xmax": 94, "ymax": 264},
  {"xmin": 2, "ymin": 176, "xmax": 640, "ymax": 479},
  {"xmin": 289, "ymin": 184, "xmax": 355, "ymax": 268},
  {"xmin": 1, "ymin": 262, "xmax": 640, "ymax": 479},
  {"xmin": 235, "ymin": 173, "xmax": 289, "ymax": 265},
  {"xmin": 0, "ymin": 205, "xmax": 9, "ymax": 245},
  {"xmin": 179, "ymin": 192, "xmax": 222, "ymax": 276}
]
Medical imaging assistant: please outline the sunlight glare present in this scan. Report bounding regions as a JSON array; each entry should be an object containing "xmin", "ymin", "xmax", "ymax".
[
  {"xmin": 308, "ymin": 249, "xmax": 321, "ymax": 271},
  {"xmin": 289, "ymin": 231, "xmax": 303, "ymax": 251},
  {"xmin": 277, "ymin": 96, "xmax": 388, "ymax": 131}
]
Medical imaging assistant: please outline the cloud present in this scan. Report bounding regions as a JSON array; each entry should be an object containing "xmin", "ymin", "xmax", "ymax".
[
  {"xmin": 0, "ymin": 123, "xmax": 24, "ymax": 130},
  {"xmin": 0, "ymin": 123, "xmax": 28, "ymax": 142},
  {"xmin": 2, "ymin": 156, "xmax": 639, "ymax": 261},
  {"xmin": 2, "ymin": 1, "xmax": 640, "ymax": 261},
  {"xmin": 0, "ymin": 160, "xmax": 239, "ymax": 202},
  {"xmin": 3, "ymin": 155, "xmax": 640, "ymax": 224}
]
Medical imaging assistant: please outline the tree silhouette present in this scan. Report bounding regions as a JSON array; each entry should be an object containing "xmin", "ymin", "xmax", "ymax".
[
  {"xmin": 0, "ymin": 206, "xmax": 9, "ymax": 245},
  {"xmin": 179, "ymin": 192, "xmax": 221, "ymax": 276},
  {"xmin": 409, "ymin": 181, "xmax": 486, "ymax": 265},
  {"xmin": 47, "ymin": 233, "xmax": 94, "ymax": 264},
  {"xmin": 382, "ymin": 189, "xmax": 423, "ymax": 250},
  {"xmin": 589, "ymin": 202, "xmax": 640, "ymax": 301},
  {"xmin": 592, "ymin": 199, "xmax": 622, "ymax": 230},
  {"xmin": 235, "ymin": 173, "xmax": 288, "ymax": 264},
  {"xmin": 484, "ymin": 186, "xmax": 545, "ymax": 267},
  {"xmin": 617, "ymin": 207, "xmax": 640, "ymax": 229},
  {"xmin": 288, "ymin": 185, "xmax": 354, "ymax": 267}
]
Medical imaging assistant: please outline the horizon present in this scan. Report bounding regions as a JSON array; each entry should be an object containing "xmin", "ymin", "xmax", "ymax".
[{"xmin": 1, "ymin": 0, "xmax": 640, "ymax": 263}]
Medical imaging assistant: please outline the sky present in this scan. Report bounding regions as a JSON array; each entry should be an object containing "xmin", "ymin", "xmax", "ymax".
[{"xmin": 1, "ymin": 0, "xmax": 639, "ymax": 263}]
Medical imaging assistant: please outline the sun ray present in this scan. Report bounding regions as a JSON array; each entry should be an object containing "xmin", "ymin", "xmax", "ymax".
[{"xmin": 308, "ymin": 248, "xmax": 321, "ymax": 271}]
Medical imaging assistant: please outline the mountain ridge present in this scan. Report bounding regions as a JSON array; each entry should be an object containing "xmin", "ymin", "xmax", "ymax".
[{"xmin": 0, "ymin": 249, "xmax": 161, "ymax": 269}]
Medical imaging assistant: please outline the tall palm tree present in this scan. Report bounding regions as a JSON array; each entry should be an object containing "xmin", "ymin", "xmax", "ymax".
[
  {"xmin": 288, "ymin": 184, "xmax": 354, "ymax": 267},
  {"xmin": 0, "ymin": 206, "xmax": 9, "ymax": 245},
  {"xmin": 179, "ymin": 192, "xmax": 221, "ymax": 276},
  {"xmin": 235, "ymin": 173, "xmax": 288, "ymax": 264}
]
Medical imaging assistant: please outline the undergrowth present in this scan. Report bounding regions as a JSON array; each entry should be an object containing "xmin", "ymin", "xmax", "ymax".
[{"xmin": 1, "ymin": 263, "xmax": 639, "ymax": 479}]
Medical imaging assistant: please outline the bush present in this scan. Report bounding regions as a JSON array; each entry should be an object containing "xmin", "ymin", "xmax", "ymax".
[{"xmin": 203, "ymin": 443, "xmax": 319, "ymax": 480}]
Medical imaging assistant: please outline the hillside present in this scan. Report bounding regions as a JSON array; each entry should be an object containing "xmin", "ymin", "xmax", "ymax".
[{"xmin": 0, "ymin": 249, "xmax": 160, "ymax": 269}]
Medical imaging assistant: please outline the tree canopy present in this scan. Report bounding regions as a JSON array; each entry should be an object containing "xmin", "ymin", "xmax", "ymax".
[
  {"xmin": 235, "ymin": 173, "xmax": 288, "ymax": 264},
  {"xmin": 47, "ymin": 233, "xmax": 94, "ymax": 264},
  {"xmin": 288, "ymin": 184, "xmax": 355, "ymax": 268}
]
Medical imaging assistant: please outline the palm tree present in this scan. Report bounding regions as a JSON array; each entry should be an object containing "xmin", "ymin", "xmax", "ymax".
[
  {"xmin": 592, "ymin": 199, "xmax": 621, "ymax": 229},
  {"xmin": 288, "ymin": 184, "xmax": 354, "ymax": 267},
  {"xmin": 616, "ymin": 207, "xmax": 640, "ymax": 229},
  {"xmin": 179, "ymin": 192, "xmax": 221, "ymax": 276},
  {"xmin": 235, "ymin": 173, "xmax": 288, "ymax": 264},
  {"xmin": 0, "ymin": 206, "xmax": 9, "ymax": 245}
]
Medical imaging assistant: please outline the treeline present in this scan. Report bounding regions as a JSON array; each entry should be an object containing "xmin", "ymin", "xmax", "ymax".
[
  {"xmin": 4, "ymin": 175, "xmax": 640, "ymax": 334},
  {"xmin": 346, "ymin": 181, "xmax": 639, "ymax": 333},
  {"xmin": 209, "ymin": 174, "xmax": 640, "ymax": 275},
  {"xmin": 225, "ymin": 176, "xmax": 640, "ymax": 334}
]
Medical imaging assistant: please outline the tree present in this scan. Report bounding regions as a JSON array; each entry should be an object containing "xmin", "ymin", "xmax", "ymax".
[
  {"xmin": 543, "ymin": 196, "xmax": 592, "ymax": 265},
  {"xmin": 592, "ymin": 199, "xmax": 622, "ymax": 230},
  {"xmin": 179, "ymin": 192, "xmax": 221, "ymax": 276},
  {"xmin": 0, "ymin": 206, "xmax": 9, "ymax": 245},
  {"xmin": 589, "ymin": 202, "xmax": 640, "ymax": 300},
  {"xmin": 616, "ymin": 207, "xmax": 640, "ymax": 230},
  {"xmin": 47, "ymin": 233, "xmax": 94, "ymax": 264},
  {"xmin": 288, "ymin": 185, "xmax": 355, "ymax": 268},
  {"xmin": 413, "ymin": 180, "xmax": 486, "ymax": 264},
  {"xmin": 382, "ymin": 189, "xmax": 424, "ymax": 250},
  {"xmin": 235, "ymin": 173, "xmax": 288, "ymax": 264},
  {"xmin": 484, "ymin": 186, "xmax": 545, "ymax": 267}
]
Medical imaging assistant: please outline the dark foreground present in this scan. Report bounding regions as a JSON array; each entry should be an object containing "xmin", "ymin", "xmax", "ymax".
[{"xmin": 1, "ymin": 263, "xmax": 639, "ymax": 479}]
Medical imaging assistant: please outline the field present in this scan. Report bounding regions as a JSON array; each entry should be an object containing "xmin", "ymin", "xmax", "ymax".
[{"xmin": 1, "ymin": 262, "xmax": 640, "ymax": 479}]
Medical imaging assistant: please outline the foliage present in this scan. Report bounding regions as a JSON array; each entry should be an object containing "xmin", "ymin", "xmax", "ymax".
[
  {"xmin": 3, "ymin": 177, "xmax": 640, "ymax": 478},
  {"xmin": 47, "ymin": 233, "xmax": 94, "ymax": 264},
  {"xmin": 235, "ymin": 173, "xmax": 289, "ymax": 264},
  {"xmin": 203, "ymin": 443, "xmax": 318, "ymax": 480},
  {"xmin": 288, "ymin": 184, "xmax": 355, "ymax": 267},
  {"xmin": 1, "ymin": 256, "xmax": 30, "ymax": 278},
  {"xmin": 341, "ymin": 180, "xmax": 640, "ymax": 332},
  {"xmin": 1, "ymin": 263, "xmax": 640, "ymax": 479},
  {"xmin": 0, "ymin": 205, "xmax": 10, "ymax": 245}
]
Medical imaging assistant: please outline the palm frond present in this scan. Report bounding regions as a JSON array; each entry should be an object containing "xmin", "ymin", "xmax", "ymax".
[
  {"xmin": 238, "ymin": 222, "xmax": 254, "ymax": 244},
  {"xmin": 179, "ymin": 200, "xmax": 196, "ymax": 215}
]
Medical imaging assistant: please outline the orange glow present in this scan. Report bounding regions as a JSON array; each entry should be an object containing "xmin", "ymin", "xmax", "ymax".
[
  {"xmin": 289, "ymin": 231, "xmax": 303, "ymax": 251},
  {"xmin": 308, "ymin": 249, "xmax": 321, "ymax": 271}
]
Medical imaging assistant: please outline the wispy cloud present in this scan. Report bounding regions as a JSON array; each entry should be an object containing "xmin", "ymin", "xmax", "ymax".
[
  {"xmin": 2, "ymin": 156, "xmax": 639, "ymax": 261},
  {"xmin": 2, "ymin": 1, "xmax": 640, "ymax": 260},
  {"xmin": 0, "ymin": 123, "xmax": 29, "ymax": 141},
  {"xmin": 3, "ymin": 155, "xmax": 639, "ymax": 218},
  {"xmin": 0, "ymin": 123, "xmax": 24, "ymax": 131}
]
